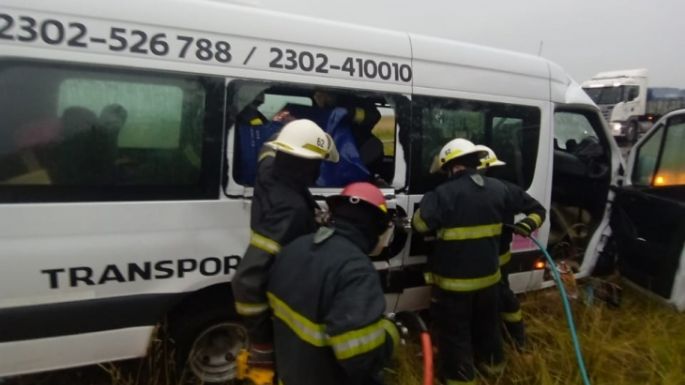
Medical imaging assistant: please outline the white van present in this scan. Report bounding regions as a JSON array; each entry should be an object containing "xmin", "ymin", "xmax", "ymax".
[{"xmin": 0, "ymin": 0, "xmax": 631, "ymax": 382}]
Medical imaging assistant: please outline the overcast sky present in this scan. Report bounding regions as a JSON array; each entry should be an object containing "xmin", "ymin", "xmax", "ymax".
[{"xmin": 255, "ymin": 0, "xmax": 684, "ymax": 88}]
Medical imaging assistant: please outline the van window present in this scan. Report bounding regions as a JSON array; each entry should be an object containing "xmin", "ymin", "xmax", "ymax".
[
  {"xmin": 554, "ymin": 112, "xmax": 599, "ymax": 151},
  {"xmin": 0, "ymin": 60, "xmax": 224, "ymax": 202},
  {"xmin": 58, "ymin": 79, "xmax": 184, "ymax": 149},
  {"xmin": 656, "ymin": 119, "xmax": 685, "ymax": 186},
  {"xmin": 410, "ymin": 96, "xmax": 541, "ymax": 193},
  {"xmin": 634, "ymin": 116, "xmax": 685, "ymax": 187},
  {"xmin": 633, "ymin": 124, "xmax": 664, "ymax": 186},
  {"xmin": 229, "ymin": 80, "xmax": 404, "ymax": 187}
]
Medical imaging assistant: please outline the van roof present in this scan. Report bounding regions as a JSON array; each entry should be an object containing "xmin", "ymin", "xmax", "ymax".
[{"xmin": 7, "ymin": 0, "xmax": 579, "ymax": 102}]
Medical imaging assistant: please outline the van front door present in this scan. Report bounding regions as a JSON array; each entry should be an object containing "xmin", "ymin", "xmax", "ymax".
[{"xmin": 612, "ymin": 109, "xmax": 685, "ymax": 310}]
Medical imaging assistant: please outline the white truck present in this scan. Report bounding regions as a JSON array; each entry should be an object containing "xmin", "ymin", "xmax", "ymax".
[{"xmin": 582, "ymin": 69, "xmax": 685, "ymax": 142}]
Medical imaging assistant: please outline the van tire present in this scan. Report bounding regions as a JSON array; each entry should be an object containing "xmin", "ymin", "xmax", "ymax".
[{"xmin": 169, "ymin": 297, "xmax": 247, "ymax": 384}]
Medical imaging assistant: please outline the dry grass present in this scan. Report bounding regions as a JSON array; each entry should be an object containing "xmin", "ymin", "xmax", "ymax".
[
  {"xmin": 7, "ymin": 282, "xmax": 684, "ymax": 385},
  {"xmin": 388, "ymin": 282, "xmax": 685, "ymax": 385},
  {"xmin": 98, "ymin": 326, "xmax": 177, "ymax": 385}
]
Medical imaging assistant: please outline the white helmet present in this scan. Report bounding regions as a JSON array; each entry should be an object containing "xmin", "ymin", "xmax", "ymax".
[
  {"xmin": 429, "ymin": 138, "xmax": 488, "ymax": 174},
  {"xmin": 474, "ymin": 144, "xmax": 506, "ymax": 170},
  {"xmin": 265, "ymin": 119, "xmax": 339, "ymax": 162}
]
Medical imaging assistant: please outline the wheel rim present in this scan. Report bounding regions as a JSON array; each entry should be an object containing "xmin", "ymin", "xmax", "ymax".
[{"xmin": 187, "ymin": 322, "xmax": 247, "ymax": 383}]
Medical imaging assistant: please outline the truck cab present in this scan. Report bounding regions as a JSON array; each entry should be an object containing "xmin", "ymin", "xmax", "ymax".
[{"xmin": 582, "ymin": 69, "xmax": 648, "ymax": 143}]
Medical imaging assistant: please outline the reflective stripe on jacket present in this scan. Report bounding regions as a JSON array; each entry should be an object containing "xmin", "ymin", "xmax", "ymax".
[
  {"xmin": 268, "ymin": 221, "xmax": 397, "ymax": 385},
  {"xmin": 233, "ymin": 155, "xmax": 319, "ymax": 316},
  {"xmin": 497, "ymin": 178, "xmax": 546, "ymax": 266},
  {"xmin": 413, "ymin": 170, "xmax": 512, "ymax": 290}
]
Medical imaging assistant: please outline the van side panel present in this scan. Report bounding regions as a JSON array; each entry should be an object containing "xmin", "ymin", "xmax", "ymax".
[
  {"xmin": 0, "ymin": 1, "xmax": 413, "ymax": 375},
  {"xmin": 0, "ymin": 327, "xmax": 152, "ymax": 377},
  {"xmin": 0, "ymin": 1, "xmax": 413, "ymax": 93},
  {"xmin": 410, "ymin": 34, "xmax": 550, "ymax": 102}
]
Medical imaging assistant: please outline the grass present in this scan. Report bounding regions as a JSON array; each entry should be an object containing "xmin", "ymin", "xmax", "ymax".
[
  {"xmin": 6, "ymin": 280, "xmax": 684, "ymax": 385},
  {"xmin": 387, "ymin": 281, "xmax": 685, "ymax": 385}
]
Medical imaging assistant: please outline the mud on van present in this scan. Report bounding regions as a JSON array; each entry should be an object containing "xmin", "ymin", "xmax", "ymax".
[{"xmin": 0, "ymin": 0, "xmax": 662, "ymax": 382}]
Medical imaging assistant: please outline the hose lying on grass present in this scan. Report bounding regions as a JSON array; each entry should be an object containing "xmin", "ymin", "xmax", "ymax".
[
  {"xmin": 529, "ymin": 234, "xmax": 592, "ymax": 385},
  {"xmin": 391, "ymin": 311, "xmax": 434, "ymax": 385}
]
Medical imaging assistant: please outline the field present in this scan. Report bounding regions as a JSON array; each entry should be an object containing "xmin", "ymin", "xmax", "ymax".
[
  {"xmin": 6, "ymin": 280, "xmax": 684, "ymax": 385},
  {"xmin": 388, "ymin": 282, "xmax": 685, "ymax": 385}
]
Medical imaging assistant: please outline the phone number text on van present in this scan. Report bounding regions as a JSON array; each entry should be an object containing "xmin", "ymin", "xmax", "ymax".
[{"xmin": 0, "ymin": 13, "xmax": 234, "ymax": 64}]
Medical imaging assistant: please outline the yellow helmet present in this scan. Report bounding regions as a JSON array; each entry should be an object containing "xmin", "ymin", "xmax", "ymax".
[
  {"xmin": 265, "ymin": 119, "xmax": 339, "ymax": 162},
  {"xmin": 429, "ymin": 138, "xmax": 488, "ymax": 174},
  {"xmin": 474, "ymin": 144, "xmax": 506, "ymax": 170}
]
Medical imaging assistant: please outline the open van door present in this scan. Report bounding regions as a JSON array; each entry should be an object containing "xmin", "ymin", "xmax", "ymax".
[{"xmin": 610, "ymin": 109, "xmax": 685, "ymax": 311}]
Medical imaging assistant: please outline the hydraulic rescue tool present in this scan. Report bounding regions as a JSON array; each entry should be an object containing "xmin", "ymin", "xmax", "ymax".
[{"xmin": 235, "ymin": 311, "xmax": 434, "ymax": 385}]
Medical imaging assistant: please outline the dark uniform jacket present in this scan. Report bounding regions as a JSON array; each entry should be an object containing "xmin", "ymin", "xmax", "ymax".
[
  {"xmin": 412, "ymin": 169, "xmax": 513, "ymax": 292},
  {"xmin": 267, "ymin": 220, "xmax": 399, "ymax": 385},
  {"xmin": 498, "ymin": 179, "xmax": 546, "ymax": 267},
  {"xmin": 233, "ymin": 154, "xmax": 319, "ymax": 317}
]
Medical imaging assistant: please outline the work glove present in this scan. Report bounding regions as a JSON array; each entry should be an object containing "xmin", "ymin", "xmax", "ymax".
[{"xmin": 513, "ymin": 217, "xmax": 537, "ymax": 237}]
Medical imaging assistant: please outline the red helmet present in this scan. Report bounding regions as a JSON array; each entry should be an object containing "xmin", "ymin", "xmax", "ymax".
[{"xmin": 326, "ymin": 182, "xmax": 388, "ymax": 216}]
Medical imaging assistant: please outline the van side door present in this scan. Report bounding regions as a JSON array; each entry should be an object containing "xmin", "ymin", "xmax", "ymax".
[{"xmin": 612, "ymin": 110, "xmax": 685, "ymax": 310}]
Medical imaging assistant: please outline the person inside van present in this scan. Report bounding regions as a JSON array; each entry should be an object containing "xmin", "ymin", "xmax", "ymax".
[
  {"xmin": 99, "ymin": 103, "xmax": 127, "ymax": 158},
  {"xmin": 96, "ymin": 103, "xmax": 139, "ymax": 183},
  {"xmin": 237, "ymin": 91, "xmax": 267, "ymax": 126},
  {"xmin": 314, "ymin": 91, "xmax": 386, "ymax": 184},
  {"xmin": 49, "ymin": 106, "xmax": 104, "ymax": 184},
  {"xmin": 271, "ymin": 91, "xmax": 372, "ymax": 186},
  {"xmin": 341, "ymin": 96, "xmax": 384, "ymax": 179},
  {"xmin": 235, "ymin": 91, "xmax": 281, "ymax": 185},
  {"xmin": 315, "ymin": 92, "xmax": 384, "ymax": 174}
]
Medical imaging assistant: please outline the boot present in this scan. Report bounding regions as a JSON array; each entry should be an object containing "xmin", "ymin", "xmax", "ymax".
[{"xmin": 248, "ymin": 343, "xmax": 275, "ymax": 368}]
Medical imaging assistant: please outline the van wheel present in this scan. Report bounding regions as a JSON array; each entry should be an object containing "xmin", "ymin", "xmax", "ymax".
[{"xmin": 170, "ymin": 305, "xmax": 248, "ymax": 384}]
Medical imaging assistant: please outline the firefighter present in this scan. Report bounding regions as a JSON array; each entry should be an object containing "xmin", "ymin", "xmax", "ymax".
[
  {"xmin": 413, "ymin": 138, "xmax": 510, "ymax": 384},
  {"xmin": 267, "ymin": 182, "xmax": 399, "ymax": 385},
  {"xmin": 232, "ymin": 119, "xmax": 339, "ymax": 368},
  {"xmin": 475, "ymin": 144, "xmax": 546, "ymax": 351}
]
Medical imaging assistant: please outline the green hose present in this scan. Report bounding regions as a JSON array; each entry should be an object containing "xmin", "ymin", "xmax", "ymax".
[{"xmin": 529, "ymin": 235, "xmax": 592, "ymax": 385}]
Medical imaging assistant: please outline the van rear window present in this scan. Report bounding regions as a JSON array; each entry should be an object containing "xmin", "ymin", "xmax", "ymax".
[
  {"xmin": 58, "ymin": 79, "xmax": 184, "ymax": 149},
  {"xmin": 0, "ymin": 60, "xmax": 224, "ymax": 202}
]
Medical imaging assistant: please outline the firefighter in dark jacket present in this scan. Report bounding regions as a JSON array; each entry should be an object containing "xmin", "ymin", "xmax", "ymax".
[
  {"xmin": 267, "ymin": 182, "xmax": 400, "ymax": 385},
  {"xmin": 233, "ymin": 119, "xmax": 339, "ymax": 367},
  {"xmin": 413, "ymin": 138, "xmax": 513, "ymax": 384},
  {"xmin": 475, "ymin": 144, "xmax": 546, "ymax": 351}
]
